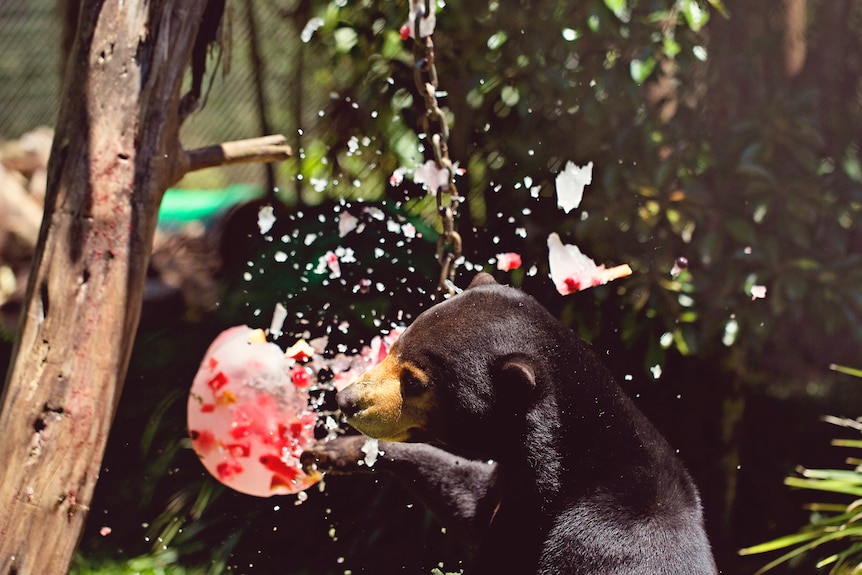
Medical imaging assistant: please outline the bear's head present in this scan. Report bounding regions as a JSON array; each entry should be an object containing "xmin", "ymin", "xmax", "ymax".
[{"xmin": 336, "ymin": 273, "xmax": 565, "ymax": 456}]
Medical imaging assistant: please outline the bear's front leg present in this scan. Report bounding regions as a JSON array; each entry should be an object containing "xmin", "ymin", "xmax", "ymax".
[
  {"xmin": 301, "ymin": 436, "xmax": 501, "ymax": 542},
  {"xmin": 300, "ymin": 435, "xmax": 373, "ymax": 475}
]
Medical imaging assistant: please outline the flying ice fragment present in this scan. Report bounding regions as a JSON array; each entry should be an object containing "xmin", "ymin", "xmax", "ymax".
[
  {"xmin": 750, "ymin": 285, "xmax": 767, "ymax": 300},
  {"xmin": 555, "ymin": 161, "xmax": 593, "ymax": 214},
  {"xmin": 496, "ymin": 252, "xmax": 522, "ymax": 272},
  {"xmin": 257, "ymin": 205, "xmax": 276, "ymax": 234},
  {"xmin": 547, "ymin": 233, "xmax": 632, "ymax": 295},
  {"xmin": 338, "ymin": 211, "xmax": 359, "ymax": 237},
  {"xmin": 413, "ymin": 160, "xmax": 450, "ymax": 194}
]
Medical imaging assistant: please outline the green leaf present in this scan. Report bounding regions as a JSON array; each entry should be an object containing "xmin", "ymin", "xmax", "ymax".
[
  {"xmin": 500, "ymin": 85, "xmax": 520, "ymax": 107},
  {"xmin": 830, "ymin": 364, "xmax": 862, "ymax": 379},
  {"xmin": 663, "ymin": 35, "xmax": 681, "ymax": 58},
  {"xmin": 725, "ymin": 218, "xmax": 757, "ymax": 244},
  {"xmin": 630, "ymin": 57, "xmax": 656, "ymax": 84},
  {"xmin": 466, "ymin": 87, "xmax": 484, "ymax": 109},
  {"xmin": 561, "ymin": 27, "xmax": 580, "ymax": 42},
  {"xmin": 820, "ymin": 540, "xmax": 862, "ymax": 570},
  {"xmin": 842, "ymin": 149, "xmax": 862, "ymax": 182},
  {"xmin": 797, "ymin": 468, "xmax": 862, "ymax": 484},
  {"xmin": 744, "ymin": 527, "xmax": 862, "ymax": 575},
  {"xmin": 739, "ymin": 530, "xmax": 823, "ymax": 556},
  {"xmin": 815, "ymin": 553, "xmax": 839, "ymax": 568},
  {"xmin": 381, "ymin": 29, "xmax": 407, "ymax": 58},
  {"xmin": 678, "ymin": 0, "xmax": 710, "ymax": 32},
  {"xmin": 603, "ymin": 0, "xmax": 628, "ymax": 21},
  {"xmin": 734, "ymin": 163, "xmax": 777, "ymax": 184},
  {"xmin": 673, "ymin": 327, "xmax": 694, "ymax": 355},
  {"xmin": 784, "ymin": 477, "xmax": 862, "ymax": 498},
  {"xmin": 334, "ymin": 27, "xmax": 358, "ymax": 53},
  {"xmin": 487, "ymin": 31, "xmax": 508, "ymax": 50},
  {"xmin": 707, "ymin": 0, "xmax": 730, "ymax": 17},
  {"xmin": 679, "ymin": 310, "xmax": 699, "ymax": 323},
  {"xmin": 391, "ymin": 87, "xmax": 414, "ymax": 111},
  {"xmin": 833, "ymin": 439, "xmax": 862, "ymax": 449},
  {"xmin": 789, "ymin": 258, "xmax": 820, "ymax": 271}
]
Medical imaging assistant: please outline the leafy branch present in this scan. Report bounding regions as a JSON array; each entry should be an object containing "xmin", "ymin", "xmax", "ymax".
[{"xmin": 740, "ymin": 373, "xmax": 862, "ymax": 574}]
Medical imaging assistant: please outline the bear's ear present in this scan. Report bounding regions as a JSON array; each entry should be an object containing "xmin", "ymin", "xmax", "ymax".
[
  {"xmin": 494, "ymin": 355, "xmax": 537, "ymax": 392},
  {"xmin": 467, "ymin": 272, "xmax": 497, "ymax": 289}
]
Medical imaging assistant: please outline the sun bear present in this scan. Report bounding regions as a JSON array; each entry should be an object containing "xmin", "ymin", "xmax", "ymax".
[{"xmin": 302, "ymin": 273, "xmax": 718, "ymax": 575}]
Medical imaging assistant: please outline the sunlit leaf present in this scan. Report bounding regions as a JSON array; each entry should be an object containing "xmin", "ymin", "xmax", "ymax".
[
  {"xmin": 500, "ymin": 85, "xmax": 520, "ymax": 107},
  {"xmin": 603, "ymin": 0, "xmax": 628, "ymax": 21},
  {"xmin": 333, "ymin": 27, "xmax": 358, "ymax": 52},
  {"xmin": 739, "ymin": 530, "xmax": 823, "ymax": 556},
  {"xmin": 678, "ymin": 0, "xmax": 710, "ymax": 32},
  {"xmin": 797, "ymin": 468, "xmax": 862, "ymax": 484},
  {"xmin": 663, "ymin": 35, "xmax": 681, "ymax": 58},
  {"xmin": 466, "ymin": 87, "xmax": 484, "ymax": 109},
  {"xmin": 391, "ymin": 87, "xmax": 414, "ymax": 110},
  {"xmin": 679, "ymin": 311, "xmax": 698, "ymax": 323},
  {"xmin": 673, "ymin": 327, "xmax": 695, "ymax": 355},
  {"xmin": 830, "ymin": 364, "xmax": 862, "ymax": 379},
  {"xmin": 707, "ymin": 0, "xmax": 730, "ymax": 18},
  {"xmin": 744, "ymin": 527, "xmax": 862, "ymax": 575},
  {"xmin": 487, "ymin": 30, "xmax": 508, "ymax": 50},
  {"xmin": 561, "ymin": 27, "xmax": 579, "ymax": 42},
  {"xmin": 630, "ymin": 57, "xmax": 656, "ymax": 84},
  {"xmin": 842, "ymin": 150, "xmax": 862, "ymax": 182},
  {"xmin": 784, "ymin": 477, "xmax": 862, "ymax": 497}
]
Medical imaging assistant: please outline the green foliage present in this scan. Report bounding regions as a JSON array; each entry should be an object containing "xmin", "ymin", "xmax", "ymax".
[
  {"xmin": 291, "ymin": 0, "xmax": 862, "ymax": 383},
  {"xmin": 739, "ymin": 409, "xmax": 862, "ymax": 574},
  {"xmin": 71, "ymin": 552, "xmax": 206, "ymax": 575}
]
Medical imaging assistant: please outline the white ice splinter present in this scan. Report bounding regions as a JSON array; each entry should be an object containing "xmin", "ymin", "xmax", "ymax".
[
  {"xmin": 555, "ymin": 161, "xmax": 593, "ymax": 214},
  {"xmin": 404, "ymin": 0, "xmax": 436, "ymax": 38},
  {"xmin": 413, "ymin": 160, "xmax": 450, "ymax": 194},
  {"xmin": 547, "ymin": 233, "xmax": 632, "ymax": 295},
  {"xmin": 257, "ymin": 205, "xmax": 276, "ymax": 234}
]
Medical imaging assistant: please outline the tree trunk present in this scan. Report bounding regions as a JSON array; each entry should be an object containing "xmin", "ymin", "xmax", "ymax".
[
  {"xmin": 781, "ymin": 0, "xmax": 807, "ymax": 77},
  {"xmin": 0, "ymin": 2, "xmax": 231, "ymax": 572}
]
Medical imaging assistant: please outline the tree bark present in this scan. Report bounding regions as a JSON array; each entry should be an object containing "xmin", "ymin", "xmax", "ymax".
[
  {"xmin": 0, "ymin": 2, "xmax": 287, "ymax": 572},
  {"xmin": 782, "ymin": 0, "xmax": 807, "ymax": 78}
]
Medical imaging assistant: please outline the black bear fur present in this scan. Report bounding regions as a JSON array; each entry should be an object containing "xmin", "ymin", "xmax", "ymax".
[{"xmin": 303, "ymin": 273, "xmax": 717, "ymax": 574}]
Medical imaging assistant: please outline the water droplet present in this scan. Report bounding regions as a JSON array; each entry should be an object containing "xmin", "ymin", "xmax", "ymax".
[{"xmin": 670, "ymin": 256, "xmax": 689, "ymax": 278}]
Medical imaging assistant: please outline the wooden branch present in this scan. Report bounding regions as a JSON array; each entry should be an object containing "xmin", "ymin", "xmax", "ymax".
[{"xmin": 182, "ymin": 134, "xmax": 292, "ymax": 176}]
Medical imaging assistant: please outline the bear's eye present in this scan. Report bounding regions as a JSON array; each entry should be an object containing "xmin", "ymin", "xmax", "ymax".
[{"xmin": 400, "ymin": 367, "xmax": 427, "ymax": 396}]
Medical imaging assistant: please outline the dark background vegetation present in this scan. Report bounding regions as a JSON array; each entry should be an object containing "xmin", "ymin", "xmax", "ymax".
[{"xmin": 2, "ymin": 0, "xmax": 862, "ymax": 573}]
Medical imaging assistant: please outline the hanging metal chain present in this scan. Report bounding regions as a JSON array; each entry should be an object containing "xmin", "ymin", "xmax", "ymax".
[{"xmin": 409, "ymin": 0, "xmax": 462, "ymax": 298}]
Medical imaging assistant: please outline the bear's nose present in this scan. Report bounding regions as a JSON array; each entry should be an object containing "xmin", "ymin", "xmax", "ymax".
[{"xmin": 335, "ymin": 388, "xmax": 360, "ymax": 418}]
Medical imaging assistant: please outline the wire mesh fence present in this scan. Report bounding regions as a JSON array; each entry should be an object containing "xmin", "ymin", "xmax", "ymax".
[
  {"xmin": 0, "ymin": 0, "xmax": 312, "ymax": 189},
  {"xmin": 0, "ymin": 0, "xmax": 63, "ymax": 141}
]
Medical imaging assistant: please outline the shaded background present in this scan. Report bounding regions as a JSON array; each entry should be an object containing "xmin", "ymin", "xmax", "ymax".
[{"xmin": 2, "ymin": 0, "xmax": 862, "ymax": 573}]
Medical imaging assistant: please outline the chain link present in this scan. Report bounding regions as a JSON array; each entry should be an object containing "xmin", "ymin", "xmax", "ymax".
[{"xmin": 409, "ymin": 0, "xmax": 462, "ymax": 298}]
